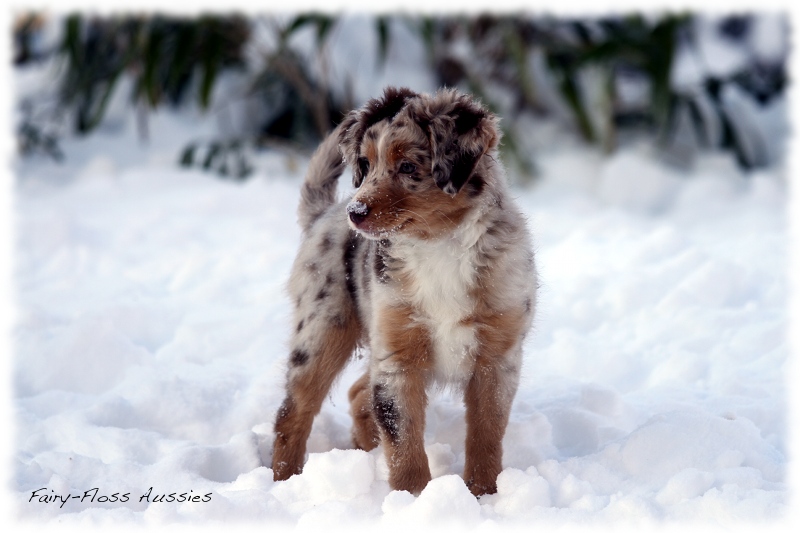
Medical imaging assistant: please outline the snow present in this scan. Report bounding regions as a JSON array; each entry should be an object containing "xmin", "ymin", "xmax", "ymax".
[
  {"xmin": 10, "ymin": 103, "xmax": 789, "ymax": 528},
  {"xmin": 750, "ymin": 14, "xmax": 789, "ymax": 64}
]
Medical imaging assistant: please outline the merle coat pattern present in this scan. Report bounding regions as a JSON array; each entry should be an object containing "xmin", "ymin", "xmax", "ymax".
[{"xmin": 272, "ymin": 87, "xmax": 537, "ymax": 497}]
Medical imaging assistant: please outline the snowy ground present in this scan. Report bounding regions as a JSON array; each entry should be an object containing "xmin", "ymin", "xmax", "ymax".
[{"xmin": 9, "ymin": 104, "xmax": 789, "ymax": 529}]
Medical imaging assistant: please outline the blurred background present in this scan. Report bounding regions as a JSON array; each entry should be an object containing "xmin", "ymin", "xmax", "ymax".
[{"xmin": 12, "ymin": 11, "xmax": 789, "ymax": 181}]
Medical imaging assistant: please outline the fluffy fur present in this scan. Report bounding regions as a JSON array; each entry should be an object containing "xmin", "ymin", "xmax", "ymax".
[{"xmin": 271, "ymin": 87, "xmax": 537, "ymax": 497}]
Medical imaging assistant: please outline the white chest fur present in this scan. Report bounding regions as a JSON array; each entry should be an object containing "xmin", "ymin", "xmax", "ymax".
[{"xmin": 393, "ymin": 236, "xmax": 480, "ymax": 383}]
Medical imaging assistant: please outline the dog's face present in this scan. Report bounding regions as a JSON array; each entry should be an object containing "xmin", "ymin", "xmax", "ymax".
[{"xmin": 339, "ymin": 87, "xmax": 500, "ymax": 240}]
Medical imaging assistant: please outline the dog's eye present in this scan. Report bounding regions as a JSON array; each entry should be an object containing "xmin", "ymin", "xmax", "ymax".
[
  {"xmin": 398, "ymin": 162, "xmax": 416, "ymax": 174},
  {"xmin": 358, "ymin": 158, "xmax": 370, "ymax": 176}
]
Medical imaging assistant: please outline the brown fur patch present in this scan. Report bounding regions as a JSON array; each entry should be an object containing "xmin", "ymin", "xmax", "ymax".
[{"xmin": 378, "ymin": 304, "xmax": 433, "ymax": 367}]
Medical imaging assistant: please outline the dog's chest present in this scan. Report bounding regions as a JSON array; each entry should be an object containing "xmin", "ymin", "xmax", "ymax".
[{"xmin": 393, "ymin": 238, "xmax": 479, "ymax": 382}]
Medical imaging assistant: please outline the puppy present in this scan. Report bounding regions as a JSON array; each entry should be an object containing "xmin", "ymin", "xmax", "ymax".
[{"xmin": 271, "ymin": 87, "xmax": 537, "ymax": 497}]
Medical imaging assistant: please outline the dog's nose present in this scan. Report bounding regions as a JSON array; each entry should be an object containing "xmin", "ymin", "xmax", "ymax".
[{"xmin": 347, "ymin": 201, "xmax": 370, "ymax": 226}]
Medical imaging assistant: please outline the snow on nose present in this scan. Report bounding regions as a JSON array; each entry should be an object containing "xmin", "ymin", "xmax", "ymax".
[{"xmin": 347, "ymin": 201, "xmax": 370, "ymax": 225}]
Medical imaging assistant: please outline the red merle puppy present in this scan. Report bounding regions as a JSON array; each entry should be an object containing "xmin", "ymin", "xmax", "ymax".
[{"xmin": 272, "ymin": 87, "xmax": 537, "ymax": 497}]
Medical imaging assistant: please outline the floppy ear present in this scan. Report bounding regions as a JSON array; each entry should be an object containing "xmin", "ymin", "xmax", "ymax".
[
  {"xmin": 416, "ymin": 93, "xmax": 500, "ymax": 197},
  {"xmin": 338, "ymin": 87, "xmax": 419, "ymax": 188}
]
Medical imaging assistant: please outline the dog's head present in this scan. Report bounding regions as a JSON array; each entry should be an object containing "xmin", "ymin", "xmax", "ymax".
[{"xmin": 338, "ymin": 87, "xmax": 501, "ymax": 240}]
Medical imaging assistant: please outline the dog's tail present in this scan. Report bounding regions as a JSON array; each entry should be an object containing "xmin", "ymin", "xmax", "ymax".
[{"xmin": 298, "ymin": 125, "xmax": 346, "ymax": 233}]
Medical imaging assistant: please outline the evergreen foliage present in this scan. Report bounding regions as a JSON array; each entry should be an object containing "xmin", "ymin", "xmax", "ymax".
[{"xmin": 13, "ymin": 12, "xmax": 786, "ymax": 177}]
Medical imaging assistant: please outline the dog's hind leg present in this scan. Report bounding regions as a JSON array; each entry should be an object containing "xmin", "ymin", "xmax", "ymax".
[
  {"xmin": 348, "ymin": 371, "xmax": 380, "ymax": 451},
  {"xmin": 272, "ymin": 312, "xmax": 360, "ymax": 481}
]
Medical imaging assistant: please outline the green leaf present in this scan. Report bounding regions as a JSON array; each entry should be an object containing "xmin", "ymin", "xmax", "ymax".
[
  {"xmin": 166, "ymin": 23, "xmax": 198, "ymax": 104},
  {"xmin": 199, "ymin": 28, "xmax": 222, "ymax": 110},
  {"xmin": 62, "ymin": 14, "xmax": 82, "ymax": 63},
  {"xmin": 203, "ymin": 142, "xmax": 222, "ymax": 169},
  {"xmin": 314, "ymin": 16, "xmax": 335, "ymax": 49},
  {"xmin": 503, "ymin": 23, "xmax": 536, "ymax": 106},
  {"xmin": 554, "ymin": 64, "xmax": 596, "ymax": 142},
  {"xmin": 285, "ymin": 15, "xmax": 314, "ymax": 39},
  {"xmin": 647, "ymin": 15, "xmax": 688, "ymax": 128},
  {"xmin": 82, "ymin": 74, "xmax": 122, "ymax": 132},
  {"xmin": 376, "ymin": 16, "xmax": 390, "ymax": 68},
  {"xmin": 284, "ymin": 14, "xmax": 336, "ymax": 51},
  {"xmin": 218, "ymin": 158, "xmax": 230, "ymax": 177},
  {"xmin": 416, "ymin": 16, "xmax": 437, "ymax": 63},
  {"xmin": 179, "ymin": 143, "xmax": 197, "ymax": 167},
  {"xmin": 60, "ymin": 14, "xmax": 84, "ymax": 103},
  {"xmin": 142, "ymin": 22, "xmax": 166, "ymax": 107}
]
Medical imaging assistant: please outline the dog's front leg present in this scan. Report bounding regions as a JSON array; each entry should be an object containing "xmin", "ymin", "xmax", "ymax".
[
  {"xmin": 372, "ymin": 305, "xmax": 433, "ymax": 495},
  {"xmin": 463, "ymin": 318, "xmax": 525, "ymax": 496}
]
